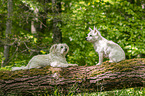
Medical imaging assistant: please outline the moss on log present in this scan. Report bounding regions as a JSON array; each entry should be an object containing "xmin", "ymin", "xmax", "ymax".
[{"xmin": 0, "ymin": 58, "xmax": 144, "ymax": 95}]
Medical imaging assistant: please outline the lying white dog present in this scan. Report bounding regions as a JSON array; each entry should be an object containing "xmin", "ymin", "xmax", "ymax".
[
  {"xmin": 86, "ymin": 26, "xmax": 125, "ymax": 65},
  {"xmin": 12, "ymin": 43, "xmax": 78, "ymax": 71}
]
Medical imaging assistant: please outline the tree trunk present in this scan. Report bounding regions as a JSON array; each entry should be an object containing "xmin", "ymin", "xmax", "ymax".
[
  {"xmin": 52, "ymin": 0, "xmax": 62, "ymax": 44},
  {"xmin": 2, "ymin": 0, "xmax": 13, "ymax": 67},
  {"xmin": 31, "ymin": 7, "xmax": 39, "ymax": 38},
  {"xmin": 0, "ymin": 58, "xmax": 144, "ymax": 95}
]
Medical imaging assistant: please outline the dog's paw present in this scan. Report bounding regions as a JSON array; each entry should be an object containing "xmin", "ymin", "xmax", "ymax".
[
  {"xmin": 109, "ymin": 60, "xmax": 114, "ymax": 63},
  {"xmin": 69, "ymin": 64, "xmax": 78, "ymax": 67},
  {"xmin": 96, "ymin": 63, "xmax": 101, "ymax": 66},
  {"xmin": 109, "ymin": 60, "xmax": 112, "ymax": 62},
  {"xmin": 73, "ymin": 64, "xmax": 78, "ymax": 66}
]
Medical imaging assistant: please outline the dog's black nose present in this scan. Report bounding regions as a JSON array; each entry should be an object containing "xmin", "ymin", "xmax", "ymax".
[
  {"xmin": 85, "ymin": 37, "xmax": 88, "ymax": 41},
  {"xmin": 65, "ymin": 48, "xmax": 67, "ymax": 52}
]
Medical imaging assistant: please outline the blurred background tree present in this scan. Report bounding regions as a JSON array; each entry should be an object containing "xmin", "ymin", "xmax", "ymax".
[
  {"xmin": 2, "ymin": 0, "xmax": 13, "ymax": 67},
  {"xmin": 0, "ymin": 0, "xmax": 145, "ymax": 69}
]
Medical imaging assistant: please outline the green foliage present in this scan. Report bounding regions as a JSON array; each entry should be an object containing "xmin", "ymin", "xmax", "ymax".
[
  {"xmin": 60, "ymin": 0, "xmax": 145, "ymax": 65},
  {"xmin": 1, "ymin": 87, "xmax": 144, "ymax": 96},
  {"xmin": 49, "ymin": 87, "xmax": 145, "ymax": 96},
  {"xmin": 76, "ymin": 87, "xmax": 145, "ymax": 96},
  {"xmin": 0, "ymin": 0, "xmax": 145, "ymax": 69},
  {"xmin": 0, "ymin": 0, "xmax": 144, "ymax": 95}
]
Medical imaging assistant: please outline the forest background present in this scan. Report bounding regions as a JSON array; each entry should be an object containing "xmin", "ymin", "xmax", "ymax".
[{"xmin": 0, "ymin": 0, "xmax": 145, "ymax": 70}]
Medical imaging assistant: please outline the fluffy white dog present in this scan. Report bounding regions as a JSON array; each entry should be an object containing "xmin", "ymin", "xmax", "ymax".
[
  {"xmin": 12, "ymin": 43, "xmax": 78, "ymax": 71},
  {"xmin": 86, "ymin": 26, "xmax": 125, "ymax": 65}
]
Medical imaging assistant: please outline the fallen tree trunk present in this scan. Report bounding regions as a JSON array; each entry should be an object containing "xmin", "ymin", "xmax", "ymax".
[{"xmin": 0, "ymin": 58, "xmax": 145, "ymax": 95}]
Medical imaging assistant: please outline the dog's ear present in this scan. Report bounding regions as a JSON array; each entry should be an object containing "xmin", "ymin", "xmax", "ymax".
[
  {"xmin": 95, "ymin": 28, "xmax": 102, "ymax": 37},
  {"xmin": 94, "ymin": 29, "xmax": 97, "ymax": 33},
  {"xmin": 94, "ymin": 26, "xmax": 96, "ymax": 30},
  {"xmin": 94, "ymin": 26, "xmax": 97, "ymax": 33},
  {"xmin": 94, "ymin": 26, "xmax": 98, "ymax": 33},
  {"xmin": 89, "ymin": 27, "xmax": 92, "ymax": 31},
  {"xmin": 50, "ymin": 44, "xmax": 57, "ymax": 53},
  {"xmin": 94, "ymin": 27, "xmax": 102, "ymax": 36}
]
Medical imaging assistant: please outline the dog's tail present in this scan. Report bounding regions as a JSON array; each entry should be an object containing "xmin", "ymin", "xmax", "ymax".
[{"xmin": 12, "ymin": 66, "xmax": 28, "ymax": 71}]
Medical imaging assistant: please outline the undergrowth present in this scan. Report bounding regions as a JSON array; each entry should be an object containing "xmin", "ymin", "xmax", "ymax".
[
  {"xmin": 5, "ymin": 87, "xmax": 144, "ymax": 96},
  {"xmin": 76, "ymin": 87, "xmax": 145, "ymax": 96}
]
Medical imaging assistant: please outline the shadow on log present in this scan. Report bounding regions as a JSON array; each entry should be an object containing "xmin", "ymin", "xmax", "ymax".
[{"xmin": 0, "ymin": 58, "xmax": 145, "ymax": 95}]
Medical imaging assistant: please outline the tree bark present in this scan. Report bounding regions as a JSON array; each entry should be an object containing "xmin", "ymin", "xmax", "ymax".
[
  {"xmin": 52, "ymin": 0, "xmax": 62, "ymax": 44},
  {"xmin": 2, "ymin": 0, "xmax": 13, "ymax": 67},
  {"xmin": 0, "ymin": 58, "xmax": 144, "ymax": 95},
  {"xmin": 31, "ymin": 7, "xmax": 39, "ymax": 37}
]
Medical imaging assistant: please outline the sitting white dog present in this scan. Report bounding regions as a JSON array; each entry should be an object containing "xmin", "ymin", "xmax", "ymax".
[
  {"xmin": 86, "ymin": 26, "xmax": 125, "ymax": 65},
  {"xmin": 12, "ymin": 43, "xmax": 78, "ymax": 71}
]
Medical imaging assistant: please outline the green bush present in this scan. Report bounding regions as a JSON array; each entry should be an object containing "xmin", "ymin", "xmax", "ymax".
[{"xmin": 61, "ymin": 0, "xmax": 145, "ymax": 65}]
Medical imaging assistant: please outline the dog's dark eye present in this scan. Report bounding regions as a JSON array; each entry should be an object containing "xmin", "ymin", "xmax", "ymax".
[{"xmin": 90, "ymin": 35, "xmax": 92, "ymax": 36}]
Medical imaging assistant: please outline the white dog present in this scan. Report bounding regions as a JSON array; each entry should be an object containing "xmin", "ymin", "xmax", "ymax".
[
  {"xmin": 12, "ymin": 43, "xmax": 78, "ymax": 71},
  {"xmin": 86, "ymin": 26, "xmax": 125, "ymax": 65}
]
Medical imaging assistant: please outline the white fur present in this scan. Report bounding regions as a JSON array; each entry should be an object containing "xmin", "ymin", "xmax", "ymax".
[
  {"xmin": 12, "ymin": 43, "xmax": 78, "ymax": 71},
  {"xmin": 86, "ymin": 26, "xmax": 125, "ymax": 65}
]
